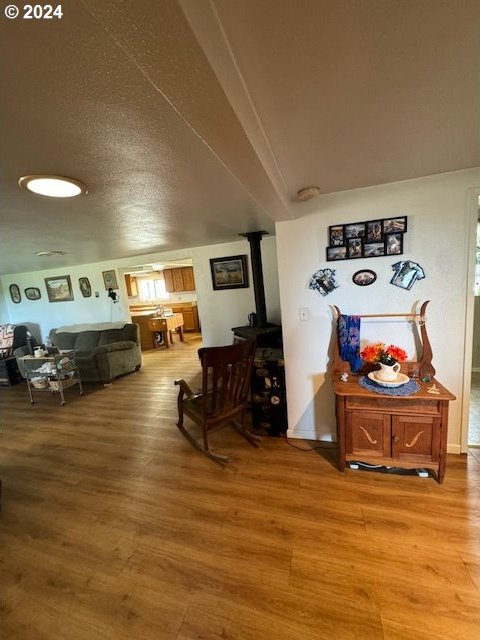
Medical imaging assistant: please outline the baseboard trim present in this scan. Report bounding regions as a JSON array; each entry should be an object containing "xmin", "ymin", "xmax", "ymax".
[
  {"xmin": 287, "ymin": 428, "xmax": 335, "ymax": 443},
  {"xmin": 447, "ymin": 443, "xmax": 461, "ymax": 455}
]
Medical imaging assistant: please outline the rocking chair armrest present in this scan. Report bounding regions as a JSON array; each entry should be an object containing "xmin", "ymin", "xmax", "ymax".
[{"xmin": 174, "ymin": 378, "xmax": 198, "ymax": 400}]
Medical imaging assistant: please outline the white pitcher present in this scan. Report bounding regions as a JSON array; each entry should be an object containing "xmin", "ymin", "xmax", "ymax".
[{"xmin": 377, "ymin": 362, "xmax": 401, "ymax": 382}]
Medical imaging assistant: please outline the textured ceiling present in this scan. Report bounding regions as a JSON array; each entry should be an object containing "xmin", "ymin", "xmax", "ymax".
[{"xmin": 1, "ymin": 0, "xmax": 478, "ymax": 274}]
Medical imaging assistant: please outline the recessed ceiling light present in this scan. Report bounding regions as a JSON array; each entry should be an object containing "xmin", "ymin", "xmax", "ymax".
[
  {"xmin": 19, "ymin": 175, "xmax": 87, "ymax": 198},
  {"xmin": 36, "ymin": 250, "xmax": 67, "ymax": 257}
]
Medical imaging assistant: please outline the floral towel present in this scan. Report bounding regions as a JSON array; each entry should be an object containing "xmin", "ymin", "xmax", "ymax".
[
  {"xmin": 0, "ymin": 323, "xmax": 15, "ymax": 358},
  {"xmin": 338, "ymin": 315, "xmax": 362, "ymax": 373}
]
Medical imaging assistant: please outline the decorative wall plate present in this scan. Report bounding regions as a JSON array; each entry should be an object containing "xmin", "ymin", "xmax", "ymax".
[
  {"xmin": 79, "ymin": 277, "xmax": 92, "ymax": 297},
  {"xmin": 9, "ymin": 283, "xmax": 21, "ymax": 303},
  {"xmin": 25, "ymin": 287, "xmax": 41, "ymax": 300},
  {"xmin": 352, "ymin": 270, "xmax": 376, "ymax": 286}
]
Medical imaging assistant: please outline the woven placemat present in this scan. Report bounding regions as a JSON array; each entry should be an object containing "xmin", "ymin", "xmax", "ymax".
[{"xmin": 358, "ymin": 375, "xmax": 420, "ymax": 396}]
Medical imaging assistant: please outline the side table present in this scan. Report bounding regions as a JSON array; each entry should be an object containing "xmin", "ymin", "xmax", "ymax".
[{"xmin": 20, "ymin": 352, "xmax": 83, "ymax": 406}]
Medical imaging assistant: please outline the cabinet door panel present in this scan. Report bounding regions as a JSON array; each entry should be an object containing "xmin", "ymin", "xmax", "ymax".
[
  {"xmin": 173, "ymin": 269, "xmax": 184, "ymax": 291},
  {"xmin": 125, "ymin": 275, "xmax": 138, "ymax": 297},
  {"xmin": 163, "ymin": 269, "xmax": 175, "ymax": 292},
  {"xmin": 181, "ymin": 267, "xmax": 195, "ymax": 291},
  {"xmin": 392, "ymin": 415, "xmax": 437, "ymax": 461},
  {"xmin": 182, "ymin": 310, "xmax": 195, "ymax": 331},
  {"xmin": 346, "ymin": 411, "xmax": 391, "ymax": 457}
]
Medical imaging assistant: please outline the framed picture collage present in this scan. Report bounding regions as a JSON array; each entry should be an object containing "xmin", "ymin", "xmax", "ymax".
[{"xmin": 327, "ymin": 216, "xmax": 407, "ymax": 262}]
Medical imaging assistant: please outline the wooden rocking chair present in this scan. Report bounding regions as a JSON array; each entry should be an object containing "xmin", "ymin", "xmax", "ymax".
[{"xmin": 174, "ymin": 339, "xmax": 260, "ymax": 464}]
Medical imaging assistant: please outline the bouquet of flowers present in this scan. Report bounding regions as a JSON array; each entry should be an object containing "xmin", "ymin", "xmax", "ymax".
[{"xmin": 360, "ymin": 343, "xmax": 408, "ymax": 366}]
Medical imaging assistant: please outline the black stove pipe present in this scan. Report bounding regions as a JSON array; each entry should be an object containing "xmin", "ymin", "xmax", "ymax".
[{"xmin": 243, "ymin": 231, "xmax": 268, "ymax": 328}]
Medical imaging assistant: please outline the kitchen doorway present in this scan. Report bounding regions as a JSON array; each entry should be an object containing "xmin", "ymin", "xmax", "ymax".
[{"xmin": 121, "ymin": 259, "xmax": 202, "ymax": 352}]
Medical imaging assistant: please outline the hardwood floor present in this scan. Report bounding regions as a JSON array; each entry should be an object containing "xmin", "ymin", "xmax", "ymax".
[{"xmin": 1, "ymin": 333, "xmax": 479, "ymax": 639}]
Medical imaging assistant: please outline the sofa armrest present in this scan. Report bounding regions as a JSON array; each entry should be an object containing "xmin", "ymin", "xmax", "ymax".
[{"xmin": 93, "ymin": 340, "xmax": 137, "ymax": 355}]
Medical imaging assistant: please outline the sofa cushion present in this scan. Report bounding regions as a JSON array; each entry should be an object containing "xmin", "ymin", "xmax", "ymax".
[
  {"xmin": 73, "ymin": 331, "xmax": 101, "ymax": 351},
  {"xmin": 94, "ymin": 341, "xmax": 135, "ymax": 354},
  {"xmin": 99, "ymin": 328, "xmax": 132, "ymax": 345},
  {"xmin": 51, "ymin": 332, "xmax": 77, "ymax": 351}
]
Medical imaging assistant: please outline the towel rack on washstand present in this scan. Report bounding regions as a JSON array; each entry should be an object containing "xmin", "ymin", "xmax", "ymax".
[{"xmin": 331, "ymin": 300, "xmax": 435, "ymax": 380}]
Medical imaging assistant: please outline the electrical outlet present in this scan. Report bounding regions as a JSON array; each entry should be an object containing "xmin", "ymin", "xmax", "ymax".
[{"xmin": 299, "ymin": 308, "xmax": 310, "ymax": 321}]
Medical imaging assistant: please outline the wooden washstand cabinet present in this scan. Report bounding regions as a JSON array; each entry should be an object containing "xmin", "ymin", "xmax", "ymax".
[{"xmin": 332, "ymin": 302, "xmax": 455, "ymax": 483}]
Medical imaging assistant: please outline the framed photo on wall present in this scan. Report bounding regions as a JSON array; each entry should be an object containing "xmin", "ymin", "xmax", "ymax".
[
  {"xmin": 102, "ymin": 270, "xmax": 118, "ymax": 290},
  {"xmin": 385, "ymin": 233, "xmax": 403, "ymax": 255},
  {"xmin": 329, "ymin": 225, "xmax": 344, "ymax": 246},
  {"xmin": 210, "ymin": 255, "xmax": 249, "ymax": 290},
  {"xmin": 383, "ymin": 216, "xmax": 407, "ymax": 234},
  {"xmin": 44, "ymin": 275, "xmax": 74, "ymax": 302}
]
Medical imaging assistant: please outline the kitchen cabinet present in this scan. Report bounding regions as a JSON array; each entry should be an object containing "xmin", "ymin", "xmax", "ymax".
[
  {"xmin": 167, "ymin": 303, "xmax": 200, "ymax": 332},
  {"xmin": 125, "ymin": 274, "xmax": 138, "ymax": 297},
  {"xmin": 131, "ymin": 314, "xmax": 156, "ymax": 350},
  {"xmin": 181, "ymin": 267, "xmax": 195, "ymax": 291},
  {"xmin": 172, "ymin": 269, "xmax": 184, "ymax": 291},
  {"xmin": 163, "ymin": 267, "xmax": 195, "ymax": 292}
]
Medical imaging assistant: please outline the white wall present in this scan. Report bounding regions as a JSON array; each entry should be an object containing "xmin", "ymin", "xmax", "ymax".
[
  {"xmin": 1, "ymin": 236, "xmax": 280, "ymax": 348},
  {"xmin": 0, "ymin": 280, "xmax": 11, "ymax": 323},
  {"xmin": 276, "ymin": 169, "xmax": 480, "ymax": 452}
]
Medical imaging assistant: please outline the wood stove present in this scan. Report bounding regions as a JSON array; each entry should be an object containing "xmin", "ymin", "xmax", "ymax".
[{"xmin": 232, "ymin": 231, "xmax": 282, "ymax": 348}]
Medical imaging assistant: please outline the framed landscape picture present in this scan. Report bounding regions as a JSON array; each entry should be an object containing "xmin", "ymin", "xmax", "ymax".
[
  {"xmin": 44, "ymin": 275, "xmax": 74, "ymax": 302},
  {"xmin": 210, "ymin": 255, "xmax": 249, "ymax": 290}
]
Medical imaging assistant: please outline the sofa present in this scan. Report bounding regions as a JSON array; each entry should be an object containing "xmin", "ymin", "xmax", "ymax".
[{"xmin": 48, "ymin": 323, "xmax": 142, "ymax": 384}]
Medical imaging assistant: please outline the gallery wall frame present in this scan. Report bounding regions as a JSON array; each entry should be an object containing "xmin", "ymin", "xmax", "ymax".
[
  {"xmin": 44, "ymin": 275, "xmax": 74, "ymax": 302},
  {"xmin": 326, "ymin": 216, "xmax": 407, "ymax": 261},
  {"xmin": 210, "ymin": 255, "xmax": 249, "ymax": 290}
]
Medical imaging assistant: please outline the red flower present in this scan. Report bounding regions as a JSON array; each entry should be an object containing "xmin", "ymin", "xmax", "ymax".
[
  {"xmin": 360, "ymin": 342, "xmax": 408, "ymax": 365},
  {"xmin": 360, "ymin": 343, "xmax": 385, "ymax": 363},
  {"xmin": 385, "ymin": 345, "xmax": 407, "ymax": 362}
]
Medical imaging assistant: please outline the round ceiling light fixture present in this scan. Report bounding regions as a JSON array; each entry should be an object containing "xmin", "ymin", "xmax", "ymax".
[
  {"xmin": 19, "ymin": 175, "xmax": 87, "ymax": 198},
  {"xmin": 297, "ymin": 186, "xmax": 321, "ymax": 201}
]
